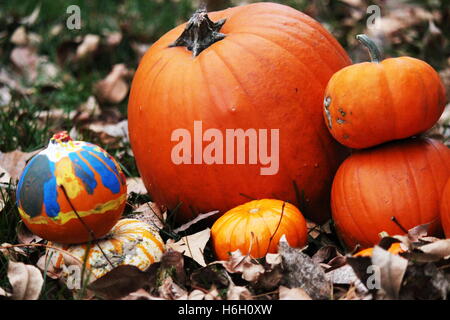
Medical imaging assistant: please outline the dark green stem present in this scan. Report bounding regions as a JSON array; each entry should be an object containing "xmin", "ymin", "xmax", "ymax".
[
  {"xmin": 356, "ymin": 34, "xmax": 382, "ymax": 63},
  {"xmin": 169, "ymin": 7, "xmax": 226, "ymax": 57}
]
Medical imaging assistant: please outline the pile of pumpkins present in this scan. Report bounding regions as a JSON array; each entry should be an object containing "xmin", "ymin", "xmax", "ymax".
[{"xmin": 16, "ymin": 2, "xmax": 449, "ymax": 279}]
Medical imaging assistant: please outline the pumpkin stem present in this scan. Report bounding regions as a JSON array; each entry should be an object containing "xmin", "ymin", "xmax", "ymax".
[
  {"xmin": 169, "ymin": 6, "xmax": 226, "ymax": 57},
  {"xmin": 356, "ymin": 34, "xmax": 382, "ymax": 63}
]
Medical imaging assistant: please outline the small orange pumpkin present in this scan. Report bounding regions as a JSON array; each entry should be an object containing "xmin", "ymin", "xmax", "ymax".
[
  {"xmin": 354, "ymin": 242, "xmax": 405, "ymax": 257},
  {"xmin": 323, "ymin": 34, "xmax": 446, "ymax": 149},
  {"xmin": 211, "ymin": 199, "xmax": 307, "ymax": 260},
  {"xmin": 331, "ymin": 137, "xmax": 450, "ymax": 249},
  {"xmin": 441, "ymin": 179, "xmax": 450, "ymax": 238}
]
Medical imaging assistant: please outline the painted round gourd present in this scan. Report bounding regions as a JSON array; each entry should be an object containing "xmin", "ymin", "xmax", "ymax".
[
  {"xmin": 47, "ymin": 219, "xmax": 165, "ymax": 279},
  {"xmin": 128, "ymin": 2, "xmax": 351, "ymax": 224},
  {"xmin": 441, "ymin": 179, "xmax": 450, "ymax": 238},
  {"xmin": 331, "ymin": 138, "xmax": 450, "ymax": 249},
  {"xmin": 323, "ymin": 35, "xmax": 446, "ymax": 149},
  {"xmin": 16, "ymin": 131, "xmax": 127, "ymax": 244},
  {"xmin": 211, "ymin": 199, "xmax": 307, "ymax": 260}
]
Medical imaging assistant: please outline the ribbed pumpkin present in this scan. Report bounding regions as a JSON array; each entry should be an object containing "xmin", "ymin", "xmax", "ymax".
[
  {"xmin": 353, "ymin": 242, "xmax": 405, "ymax": 257},
  {"xmin": 441, "ymin": 179, "xmax": 450, "ymax": 238},
  {"xmin": 211, "ymin": 199, "xmax": 307, "ymax": 260},
  {"xmin": 128, "ymin": 2, "xmax": 351, "ymax": 223},
  {"xmin": 331, "ymin": 138, "xmax": 450, "ymax": 249},
  {"xmin": 16, "ymin": 131, "xmax": 127, "ymax": 244},
  {"xmin": 47, "ymin": 219, "xmax": 165, "ymax": 280},
  {"xmin": 323, "ymin": 35, "xmax": 446, "ymax": 149}
]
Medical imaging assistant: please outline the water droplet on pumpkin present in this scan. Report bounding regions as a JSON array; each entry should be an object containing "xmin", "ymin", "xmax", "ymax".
[
  {"xmin": 230, "ymin": 106, "xmax": 236, "ymax": 112},
  {"xmin": 314, "ymin": 163, "xmax": 319, "ymax": 168}
]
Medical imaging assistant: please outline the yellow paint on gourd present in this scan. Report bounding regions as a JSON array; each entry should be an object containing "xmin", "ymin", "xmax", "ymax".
[
  {"xmin": 19, "ymin": 193, "xmax": 126, "ymax": 225},
  {"xmin": 55, "ymin": 157, "xmax": 83, "ymax": 199}
]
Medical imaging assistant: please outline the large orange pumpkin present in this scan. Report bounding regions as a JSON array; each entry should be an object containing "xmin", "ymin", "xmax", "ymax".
[
  {"xmin": 331, "ymin": 137, "xmax": 450, "ymax": 249},
  {"xmin": 323, "ymin": 35, "xmax": 446, "ymax": 149},
  {"xmin": 128, "ymin": 3, "xmax": 351, "ymax": 223},
  {"xmin": 211, "ymin": 199, "xmax": 307, "ymax": 260},
  {"xmin": 441, "ymin": 179, "xmax": 450, "ymax": 238}
]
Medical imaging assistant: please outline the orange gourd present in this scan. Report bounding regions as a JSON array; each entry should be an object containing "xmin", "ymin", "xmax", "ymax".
[
  {"xmin": 353, "ymin": 242, "xmax": 405, "ymax": 257},
  {"xmin": 323, "ymin": 35, "xmax": 446, "ymax": 149},
  {"xmin": 331, "ymin": 138, "xmax": 450, "ymax": 249},
  {"xmin": 441, "ymin": 179, "xmax": 450, "ymax": 238},
  {"xmin": 211, "ymin": 199, "xmax": 307, "ymax": 260},
  {"xmin": 128, "ymin": 3, "xmax": 351, "ymax": 223}
]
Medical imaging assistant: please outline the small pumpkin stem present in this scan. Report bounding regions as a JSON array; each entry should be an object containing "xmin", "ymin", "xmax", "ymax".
[
  {"xmin": 391, "ymin": 216, "xmax": 409, "ymax": 234},
  {"xmin": 169, "ymin": 6, "xmax": 226, "ymax": 57},
  {"xmin": 356, "ymin": 34, "xmax": 382, "ymax": 63}
]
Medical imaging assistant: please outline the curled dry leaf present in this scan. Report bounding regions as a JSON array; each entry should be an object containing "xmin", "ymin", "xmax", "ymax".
[
  {"xmin": 88, "ymin": 265, "xmax": 149, "ymax": 300},
  {"xmin": 126, "ymin": 177, "xmax": 147, "ymax": 195},
  {"xmin": 0, "ymin": 286, "xmax": 11, "ymax": 298},
  {"xmin": 94, "ymin": 64, "xmax": 133, "ymax": 104},
  {"xmin": 371, "ymin": 246, "xmax": 408, "ymax": 299},
  {"xmin": 158, "ymin": 276, "xmax": 188, "ymax": 300},
  {"xmin": 8, "ymin": 260, "xmax": 43, "ymax": 300},
  {"xmin": 188, "ymin": 289, "xmax": 206, "ymax": 300},
  {"xmin": 131, "ymin": 201, "xmax": 165, "ymax": 230},
  {"xmin": 173, "ymin": 210, "xmax": 219, "ymax": 233},
  {"xmin": 166, "ymin": 228, "xmax": 210, "ymax": 267},
  {"xmin": 419, "ymin": 239, "xmax": 450, "ymax": 259},
  {"xmin": 227, "ymin": 285, "xmax": 253, "ymax": 300},
  {"xmin": 278, "ymin": 286, "xmax": 311, "ymax": 300},
  {"xmin": 278, "ymin": 236, "xmax": 332, "ymax": 300},
  {"xmin": 121, "ymin": 288, "xmax": 161, "ymax": 300},
  {"xmin": 0, "ymin": 149, "xmax": 43, "ymax": 182},
  {"xmin": 221, "ymin": 249, "xmax": 265, "ymax": 282},
  {"xmin": 265, "ymin": 253, "xmax": 282, "ymax": 266},
  {"xmin": 76, "ymin": 34, "xmax": 100, "ymax": 60},
  {"xmin": 16, "ymin": 223, "xmax": 43, "ymax": 244},
  {"xmin": 88, "ymin": 120, "xmax": 129, "ymax": 143},
  {"xmin": 10, "ymin": 46, "xmax": 39, "ymax": 81}
]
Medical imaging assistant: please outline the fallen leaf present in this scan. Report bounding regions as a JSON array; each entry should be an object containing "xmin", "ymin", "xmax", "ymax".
[
  {"xmin": 400, "ymin": 262, "xmax": 448, "ymax": 300},
  {"xmin": 188, "ymin": 289, "xmax": 206, "ymax": 300},
  {"xmin": 131, "ymin": 201, "xmax": 165, "ymax": 230},
  {"xmin": 278, "ymin": 286, "xmax": 311, "ymax": 300},
  {"xmin": 371, "ymin": 246, "xmax": 408, "ymax": 299},
  {"xmin": 227, "ymin": 285, "xmax": 253, "ymax": 300},
  {"xmin": 312, "ymin": 245, "xmax": 342, "ymax": 264},
  {"xmin": 419, "ymin": 239, "xmax": 450, "ymax": 259},
  {"xmin": 278, "ymin": 236, "xmax": 332, "ymax": 300},
  {"xmin": 159, "ymin": 249, "xmax": 185, "ymax": 284},
  {"xmin": 16, "ymin": 223, "xmax": 43, "ymax": 244},
  {"xmin": 88, "ymin": 120, "xmax": 129, "ymax": 142},
  {"xmin": 0, "ymin": 243, "xmax": 27, "ymax": 260},
  {"xmin": 10, "ymin": 46, "xmax": 39, "ymax": 81},
  {"xmin": 94, "ymin": 64, "xmax": 133, "ymax": 104},
  {"xmin": 88, "ymin": 265, "xmax": 149, "ymax": 300},
  {"xmin": 158, "ymin": 276, "xmax": 188, "ymax": 300},
  {"xmin": 166, "ymin": 228, "xmax": 210, "ymax": 267},
  {"xmin": 265, "ymin": 253, "xmax": 282, "ymax": 266},
  {"xmin": 0, "ymin": 287, "xmax": 11, "ymax": 298},
  {"xmin": 0, "ymin": 149, "xmax": 42, "ymax": 181},
  {"xmin": 190, "ymin": 265, "xmax": 230, "ymax": 292},
  {"xmin": 221, "ymin": 249, "xmax": 265, "ymax": 282},
  {"xmin": 204, "ymin": 286, "xmax": 222, "ymax": 300},
  {"xmin": 76, "ymin": 34, "xmax": 100, "ymax": 60},
  {"xmin": 407, "ymin": 223, "xmax": 431, "ymax": 242},
  {"xmin": 126, "ymin": 177, "xmax": 147, "ymax": 195},
  {"xmin": 173, "ymin": 210, "xmax": 219, "ymax": 233},
  {"xmin": 8, "ymin": 260, "xmax": 43, "ymax": 300},
  {"xmin": 11, "ymin": 26, "xmax": 28, "ymax": 46},
  {"xmin": 121, "ymin": 288, "xmax": 160, "ymax": 300},
  {"xmin": 20, "ymin": 5, "xmax": 41, "ymax": 26}
]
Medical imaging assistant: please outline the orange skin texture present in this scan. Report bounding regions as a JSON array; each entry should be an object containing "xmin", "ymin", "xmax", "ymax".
[
  {"xmin": 323, "ymin": 57, "xmax": 446, "ymax": 149},
  {"xmin": 211, "ymin": 199, "xmax": 307, "ymax": 260},
  {"xmin": 441, "ymin": 179, "xmax": 450, "ymax": 238},
  {"xmin": 331, "ymin": 138, "xmax": 450, "ymax": 250},
  {"xmin": 128, "ymin": 2, "xmax": 351, "ymax": 223},
  {"xmin": 353, "ymin": 242, "xmax": 405, "ymax": 257}
]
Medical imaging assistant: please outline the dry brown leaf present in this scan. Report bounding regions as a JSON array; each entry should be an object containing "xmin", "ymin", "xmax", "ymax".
[
  {"xmin": 10, "ymin": 46, "xmax": 39, "ymax": 81},
  {"xmin": 20, "ymin": 5, "xmax": 41, "ymax": 26},
  {"xmin": 36, "ymin": 254, "xmax": 63, "ymax": 280},
  {"xmin": 188, "ymin": 289, "xmax": 206, "ymax": 300},
  {"xmin": 278, "ymin": 235, "xmax": 332, "ymax": 300},
  {"xmin": 94, "ymin": 64, "xmax": 133, "ymax": 104},
  {"xmin": 76, "ymin": 34, "xmax": 100, "ymax": 60},
  {"xmin": 88, "ymin": 120, "xmax": 129, "ymax": 142},
  {"xmin": 371, "ymin": 246, "xmax": 408, "ymax": 299},
  {"xmin": 131, "ymin": 201, "xmax": 165, "ymax": 230},
  {"xmin": 173, "ymin": 210, "xmax": 219, "ymax": 233},
  {"xmin": 204, "ymin": 286, "xmax": 222, "ymax": 300},
  {"xmin": 0, "ymin": 243, "xmax": 27, "ymax": 260},
  {"xmin": 106, "ymin": 32, "xmax": 122, "ymax": 47},
  {"xmin": 166, "ymin": 228, "xmax": 210, "ymax": 267},
  {"xmin": 16, "ymin": 223, "xmax": 42, "ymax": 244},
  {"xmin": 227, "ymin": 285, "xmax": 253, "ymax": 300},
  {"xmin": 265, "ymin": 253, "xmax": 282, "ymax": 266},
  {"xmin": 278, "ymin": 286, "xmax": 311, "ymax": 300},
  {"xmin": 121, "ymin": 288, "xmax": 161, "ymax": 300},
  {"xmin": 158, "ymin": 276, "xmax": 188, "ymax": 300},
  {"xmin": 11, "ymin": 26, "xmax": 28, "ymax": 46},
  {"xmin": 126, "ymin": 177, "xmax": 147, "ymax": 195},
  {"xmin": 0, "ymin": 286, "xmax": 11, "ymax": 298},
  {"xmin": 221, "ymin": 249, "xmax": 265, "ymax": 282},
  {"xmin": 419, "ymin": 239, "xmax": 450, "ymax": 259},
  {"xmin": 0, "ymin": 149, "xmax": 42, "ymax": 181},
  {"xmin": 8, "ymin": 260, "xmax": 43, "ymax": 300}
]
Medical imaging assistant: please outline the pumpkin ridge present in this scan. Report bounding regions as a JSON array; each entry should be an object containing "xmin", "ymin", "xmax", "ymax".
[{"xmin": 377, "ymin": 65, "xmax": 398, "ymax": 141}]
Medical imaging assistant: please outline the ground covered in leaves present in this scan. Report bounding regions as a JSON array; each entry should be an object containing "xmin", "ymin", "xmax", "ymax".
[{"xmin": 0, "ymin": 0, "xmax": 450, "ymax": 300}]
